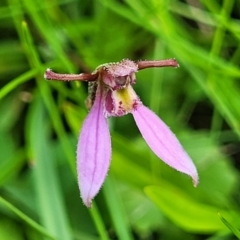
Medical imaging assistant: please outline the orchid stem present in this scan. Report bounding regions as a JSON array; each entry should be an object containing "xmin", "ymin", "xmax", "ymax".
[{"xmin": 89, "ymin": 203, "xmax": 110, "ymax": 240}]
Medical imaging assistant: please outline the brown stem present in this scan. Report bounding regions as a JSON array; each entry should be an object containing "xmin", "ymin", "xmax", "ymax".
[
  {"xmin": 44, "ymin": 68, "xmax": 98, "ymax": 81},
  {"xmin": 137, "ymin": 59, "xmax": 179, "ymax": 70}
]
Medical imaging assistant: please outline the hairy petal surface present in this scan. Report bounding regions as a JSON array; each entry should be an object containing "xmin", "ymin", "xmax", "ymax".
[
  {"xmin": 77, "ymin": 87, "xmax": 111, "ymax": 207},
  {"xmin": 132, "ymin": 105, "xmax": 198, "ymax": 186}
]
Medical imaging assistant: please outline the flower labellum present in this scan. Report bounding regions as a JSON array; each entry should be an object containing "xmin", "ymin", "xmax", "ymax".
[{"xmin": 44, "ymin": 58, "xmax": 199, "ymax": 207}]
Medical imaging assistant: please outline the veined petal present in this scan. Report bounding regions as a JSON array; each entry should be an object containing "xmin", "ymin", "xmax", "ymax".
[
  {"xmin": 132, "ymin": 105, "xmax": 198, "ymax": 186},
  {"xmin": 77, "ymin": 86, "xmax": 111, "ymax": 207}
]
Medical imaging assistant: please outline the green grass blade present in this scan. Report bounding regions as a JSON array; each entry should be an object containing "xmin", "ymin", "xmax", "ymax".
[
  {"xmin": 219, "ymin": 214, "xmax": 240, "ymax": 239},
  {"xmin": 0, "ymin": 197, "xmax": 56, "ymax": 240},
  {"xmin": 103, "ymin": 176, "xmax": 134, "ymax": 240},
  {"xmin": 89, "ymin": 204, "xmax": 110, "ymax": 240},
  {"xmin": 0, "ymin": 69, "xmax": 37, "ymax": 100},
  {"xmin": 26, "ymin": 95, "xmax": 72, "ymax": 240}
]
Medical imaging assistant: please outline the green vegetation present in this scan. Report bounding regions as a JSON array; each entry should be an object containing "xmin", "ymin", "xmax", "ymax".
[{"xmin": 1, "ymin": 0, "xmax": 240, "ymax": 239}]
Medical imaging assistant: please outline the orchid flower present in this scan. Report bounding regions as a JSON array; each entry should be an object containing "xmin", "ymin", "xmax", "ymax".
[{"xmin": 44, "ymin": 59, "xmax": 198, "ymax": 207}]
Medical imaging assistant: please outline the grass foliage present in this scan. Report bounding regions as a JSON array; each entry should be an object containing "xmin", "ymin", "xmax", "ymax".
[{"xmin": 1, "ymin": 0, "xmax": 240, "ymax": 239}]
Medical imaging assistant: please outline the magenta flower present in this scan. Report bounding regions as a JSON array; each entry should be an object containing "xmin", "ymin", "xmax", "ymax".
[{"xmin": 45, "ymin": 59, "xmax": 198, "ymax": 207}]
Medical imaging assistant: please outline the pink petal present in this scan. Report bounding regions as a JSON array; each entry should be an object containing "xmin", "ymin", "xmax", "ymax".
[
  {"xmin": 132, "ymin": 105, "xmax": 198, "ymax": 186},
  {"xmin": 77, "ymin": 87, "xmax": 111, "ymax": 207}
]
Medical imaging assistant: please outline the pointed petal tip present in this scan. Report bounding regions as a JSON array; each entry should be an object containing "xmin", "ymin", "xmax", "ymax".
[
  {"xmin": 192, "ymin": 173, "xmax": 199, "ymax": 187},
  {"xmin": 83, "ymin": 198, "xmax": 92, "ymax": 208}
]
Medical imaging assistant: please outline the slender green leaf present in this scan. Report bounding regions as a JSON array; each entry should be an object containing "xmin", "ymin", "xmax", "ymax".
[
  {"xmin": 0, "ymin": 197, "xmax": 55, "ymax": 240},
  {"xmin": 27, "ymin": 96, "xmax": 72, "ymax": 240},
  {"xmin": 219, "ymin": 214, "xmax": 240, "ymax": 239},
  {"xmin": 144, "ymin": 185, "xmax": 231, "ymax": 233},
  {"xmin": 103, "ymin": 176, "xmax": 134, "ymax": 240}
]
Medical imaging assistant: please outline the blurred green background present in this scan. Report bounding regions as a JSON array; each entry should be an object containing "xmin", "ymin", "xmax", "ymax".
[{"xmin": 1, "ymin": 0, "xmax": 240, "ymax": 239}]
